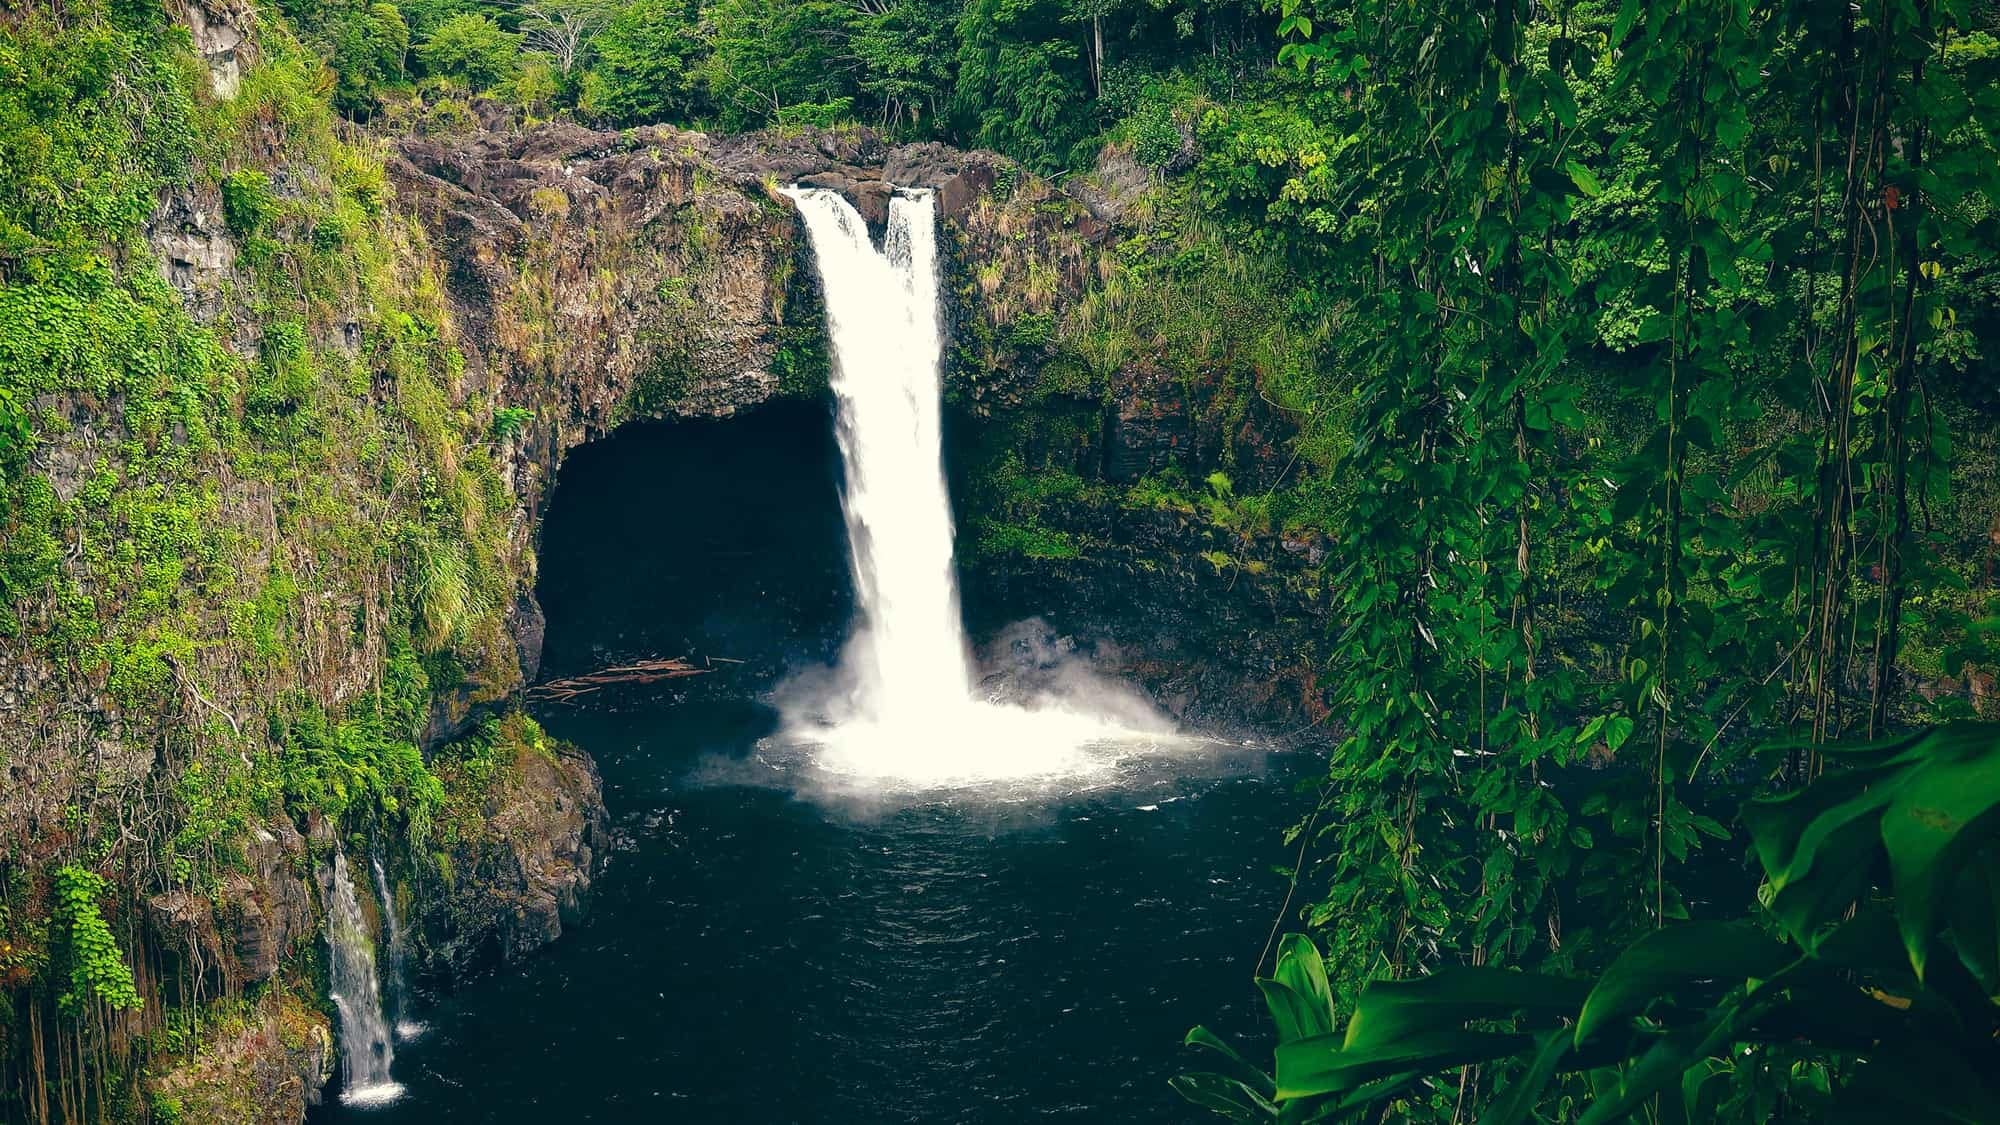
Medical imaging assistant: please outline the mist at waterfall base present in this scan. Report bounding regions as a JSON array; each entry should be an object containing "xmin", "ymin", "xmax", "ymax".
[{"xmin": 772, "ymin": 186, "xmax": 1174, "ymax": 789}]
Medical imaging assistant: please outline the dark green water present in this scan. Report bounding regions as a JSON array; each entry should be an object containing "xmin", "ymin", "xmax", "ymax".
[{"xmin": 314, "ymin": 696, "xmax": 1309, "ymax": 1122}]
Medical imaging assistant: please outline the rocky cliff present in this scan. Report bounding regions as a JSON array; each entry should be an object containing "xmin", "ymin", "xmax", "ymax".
[
  {"xmin": 415, "ymin": 714, "xmax": 608, "ymax": 974},
  {"xmin": 386, "ymin": 118, "xmax": 1325, "ymax": 729}
]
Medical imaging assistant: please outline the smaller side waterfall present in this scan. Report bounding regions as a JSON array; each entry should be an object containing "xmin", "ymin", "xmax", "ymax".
[
  {"xmin": 369, "ymin": 854, "xmax": 423, "ymax": 1042},
  {"xmin": 327, "ymin": 849, "xmax": 402, "ymax": 1105}
]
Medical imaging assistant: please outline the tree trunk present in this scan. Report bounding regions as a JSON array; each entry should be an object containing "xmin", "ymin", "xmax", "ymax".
[{"xmin": 1092, "ymin": 15, "xmax": 1103, "ymax": 96}]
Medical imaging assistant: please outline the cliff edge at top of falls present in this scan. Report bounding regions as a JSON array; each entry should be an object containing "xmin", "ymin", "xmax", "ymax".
[
  {"xmin": 378, "ymin": 120, "xmax": 1113, "ymax": 444},
  {"xmin": 391, "ymin": 120, "xmax": 1028, "ymax": 233}
]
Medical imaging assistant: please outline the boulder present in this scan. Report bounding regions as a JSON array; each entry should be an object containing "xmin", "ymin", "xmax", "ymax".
[
  {"xmin": 418, "ymin": 726, "xmax": 609, "ymax": 973},
  {"xmin": 795, "ymin": 170, "xmax": 893, "ymax": 233},
  {"xmin": 148, "ymin": 987, "xmax": 334, "ymax": 1123},
  {"xmin": 147, "ymin": 189, "xmax": 235, "ymax": 323}
]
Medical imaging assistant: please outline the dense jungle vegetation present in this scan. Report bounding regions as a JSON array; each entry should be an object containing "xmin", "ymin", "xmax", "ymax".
[
  {"xmin": 4, "ymin": 0, "xmax": 2000, "ymax": 1118},
  {"xmin": 0, "ymin": 0, "xmax": 550, "ymax": 1115}
]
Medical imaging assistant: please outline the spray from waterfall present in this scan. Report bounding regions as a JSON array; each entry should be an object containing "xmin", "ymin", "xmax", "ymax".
[
  {"xmin": 369, "ymin": 853, "xmax": 423, "ymax": 1042},
  {"xmin": 778, "ymin": 186, "xmax": 1171, "ymax": 786},
  {"xmin": 326, "ymin": 849, "xmax": 402, "ymax": 1106}
]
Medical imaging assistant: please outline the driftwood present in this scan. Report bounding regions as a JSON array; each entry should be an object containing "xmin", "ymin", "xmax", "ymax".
[{"xmin": 526, "ymin": 657, "xmax": 719, "ymax": 703}]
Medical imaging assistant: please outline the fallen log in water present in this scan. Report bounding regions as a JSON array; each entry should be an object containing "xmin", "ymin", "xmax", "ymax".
[{"xmin": 526, "ymin": 657, "xmax": 716, "ymax": 702}]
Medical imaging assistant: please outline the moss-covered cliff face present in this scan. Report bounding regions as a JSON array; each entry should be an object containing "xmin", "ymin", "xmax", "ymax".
[
  {"xmin": 936, "ymin": 153, "xmax": 1331, "ymax": 727},
  {"xmin": 378, "ymin": 115, "xmax": 1330, "ymax": 728},
  {"xmin": 0, "ymin": 2, "xmax": 1322, "ymax": 1119},
  {"xmin": 0, "ymin": 3, "xmax": 616, "ymax": 1117}
]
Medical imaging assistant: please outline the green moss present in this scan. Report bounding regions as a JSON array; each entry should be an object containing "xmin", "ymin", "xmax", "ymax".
[
  {"xmin": 432, "ymin": 711, "xmax": 565, "ymax": 847},
  {"xmin": 0, "ymin": 5, "xmax": 198, "ymax": 262},
  {"xmin": 770, "ymin": 323, "xmax": 830, "ymax": 399},
  {"xmin": 976, "ymin": 523, "xmax": 1082, "ymax": 561},
  {"xmin": 272, "ymin": 639, "xmax": 441, "ymax": 840},
  {"xmin": 1126, "ymin": 466, "xmax": 1196, "ymax": 513},
  {"xmin": 1, "ymin": 0, "xmax": 520, "ymax": 895},
  {"xmin": 1005, "ymin": 310, "xmax": 1056, "ymax": 350}
]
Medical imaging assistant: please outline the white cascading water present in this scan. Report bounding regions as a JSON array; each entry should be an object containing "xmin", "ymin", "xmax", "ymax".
[
  {"xmin": 781, "ymin": 186, "xmax": 1168, "ymax": 785},
  {"xmin": 369, "ymin": 854, "xmax": 423, "ymax": 1042},
  {"xmin": 326, "ymin": 849, "xmax": 402, "ymax": 1106}
]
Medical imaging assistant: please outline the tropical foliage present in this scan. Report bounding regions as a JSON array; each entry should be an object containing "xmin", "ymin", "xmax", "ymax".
[
  {"xmin": 1179, "ymin": 722, "xmax": 2000, "ymax": 1122},
  {"xmin": 271, "ymin": 0, "xmax": 1278, "ymax": 170},
  {"xmin": 1151, "ymin": 1, "xmax": 2000, "ymax": 1119}
]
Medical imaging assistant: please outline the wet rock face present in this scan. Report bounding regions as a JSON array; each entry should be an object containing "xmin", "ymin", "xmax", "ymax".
[
  {"xmin": 383, "ymin": 122, "xmax": 1046, "ymax": 740},
  {"xmin": 417, "ymin": 740, "xmax": 609, "ymax": 973},
  {"xmin": 147, "ymin": 819, "xmax": 314, "ymax": 993},
  {"xmin": 795, "ymin": 170, "xmax": 893, "ymax": 232},
  {"xmin": 786, "ymin": 143, "xmax": 1004, "ymax": 238},
  {"xmin": 147, "ymin": 189, "xmax": 236, "ymax": 322},
  {"xmin": 963, "ymin": 506, "xmax": 1328, "ymax": 731},
  {"xmin": 231, "ymin": 822, "xmax": 317, "ymax": 982},
  {"xmin": 180, "ymin": 0, "xmax": 254, "ymax": 99},
  {"xmin": 395, "ymin": 121, "xmax": 1316, "ymax": 732}
]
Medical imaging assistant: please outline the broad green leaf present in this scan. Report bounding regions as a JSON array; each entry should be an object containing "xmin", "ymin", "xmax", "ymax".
[
  {"xmin": 1574, "ymin": 923, "xmax": 1790, "ymax": 1046},
  {"xmin": 1681, "ymin": 1057, "xmax": 1733, "ymax": 1124},
  {"xmin": 1750, "ymin": 766, "xmax": 1903, "ymax": 898},
  {"xmin": 1579, "ymin": 1001, "xmax": 1741, "ymax": 1125},
  {"xmin": 1184, "ymin": 1027, "xmax": 1276, "ymax": 1100},
  {"xmin": 1610, "ymin": 0, "xmax": 1641, "ymax": 44},
  {"xmin": 1276, "ymin": 1029, "xmax": 1531, "ymax": 1100},
  {"xmin": 1603, "ymin": 715, "xmax": 1635, "ymax": 753},
  {"xmin": 1272, "ymin": 935, "xmax": 1334, "ymax": 1033},
  {"xmin": 1880, "ymin": 729, "xmax": 2000, "ymax": 977},
  {"xmin": 1479, "ymin": 1029, "xmax": 1572, "ymax": 1125},
  {"xmin": 1257, "ymin": 978, "xmax": 1326, "ymax": 1046},
  {"xmin": 1346, "ymin": 968, "xmax": 1588, "ymax": 1052},
  {"xmin": 1566, "ymin": 161, "xmax": 1603, "ymax": 198},
  {"xmin": 1170, "ymin": 1072, "xmax": 1279, "ymax": 1120},
  {"xmin": 1945, "ymin": 857, "xmax": 2000, "ymax": 992},
  {"xmin": 1765, "ymin": 815, "xmax": 1881, "ymax": 949}
]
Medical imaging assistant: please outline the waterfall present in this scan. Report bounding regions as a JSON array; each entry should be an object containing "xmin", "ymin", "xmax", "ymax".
[
  {"xmin": 781, "ymin": 186, "xmax": 1170, "ymax": 785},
  {"xmin": 369, "ymin": 853, "xmax": 423, "ymax": 1042},
  {"xmin": 783, "ymin": 188, "xmax": 973, "ymax": 723},
  {"xmin": 326, "ymin": 849, "xmax": 402, "ymax": 1106}
]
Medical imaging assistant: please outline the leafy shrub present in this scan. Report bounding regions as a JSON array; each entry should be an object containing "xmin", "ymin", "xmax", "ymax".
[
  {"xmin": 1005, "ymin": 310, "xmax": 1056, "ymax": 350},
  {"xmin": 51, "ymin": 867, "xmax": 142, "ymax": 1014},
  {"xmin": 275, "ymin": 641, "xmax": 443, "ymax": 838},
  {"xmin": 991, "ymin": 162, "xmax": 1020, "ymax": 201},
  {"xmin": 1127, "ymin": 99, "xmax": 1181, "ymax": 170},
  {"xmin": 507, "ymin": 57, "xmax": 560, "ymax": 116},
  {"xmin": 1180, "ymin": 722, "xmax": 2000, "ymax": 1123},
  {"xmin": 579, "ymin": 0, "xmax": 708, "ymax": 126},
  {"xmin": 777, "ymin": 98, "xmax": 856, "ymax": 129},
  {"xmin": 490, "ymin": 406, "xmax": 535, "ymax": 439},
  {"xmin": 221, "ymin": 169, "xmax": 276, "ymax": 235},
  {"xmin": 415, "ymin": 13, "xmax": 519, "ymax": 91}
]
